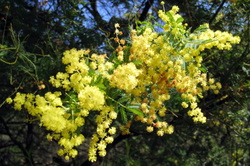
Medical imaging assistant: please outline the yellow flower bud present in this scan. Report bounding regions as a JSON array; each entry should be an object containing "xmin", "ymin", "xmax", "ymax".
[{"xmin": 146, "ymin": 126, "xmax": 154, "ymax": 133}]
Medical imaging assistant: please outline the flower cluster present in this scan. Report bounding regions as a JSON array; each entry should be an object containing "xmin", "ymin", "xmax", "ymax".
[
  {"xmin": 6, "ymin": 4, "xmax": 240, "ymax": 162},
  {"xmin": 8, "ymin": 91, "xmax": 86, "ymax": 159},
  {"xmin": 7, "ymin": 48, "xmax": 118, "ymax": 161},
  {"xmin": 127, "ymin": 5, "xmax": 240, "ymax": 132},
  {"xmin": 109, "ymin": 63, "xmax": 141, "ymax": 91}
]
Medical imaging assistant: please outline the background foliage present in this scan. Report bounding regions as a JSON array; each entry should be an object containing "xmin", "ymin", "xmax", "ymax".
[{"xmin": 0, "ymin": 0, "xmax": 249, "ymax": 165}]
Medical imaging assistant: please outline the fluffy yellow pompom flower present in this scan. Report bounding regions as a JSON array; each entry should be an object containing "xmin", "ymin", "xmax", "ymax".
[
  {"xmin": 109, "ymin": 63, "xmax": 141, "ymax": 91},
  {"xmin": 105, "ymin": 136, "xmax": 114, "ymax": 144},
  {"xmin": 78, "ymin": 85, "xmax": 105, "ymax": 110},
  {"xmin": 5, "ymin": 97, "xmax": 13, "ymax": 104},
  {"xmin": 157, "ymin": 129, "xmax": 164, "ymax": 136},
  {"xmin": 146, "ymin": 126, "xmax": 154, "ymax": 133},
  {"xmin": 109, "ymin": 111, "xmax": 117, "ymax": 119},
  {"xmin": 108, "ymin": 127, "xmax": 116, "ymax": 135},
  {"xmin": 40, "ymin": 107, "xmax": 66, "ymax": 133},
  {"xmin": 181, "ymin": 102, "xmax": 189, "ymax": 108},
  {"xmin": 13, "ymin": 93, "xmax": 26, "ymax": 110}
]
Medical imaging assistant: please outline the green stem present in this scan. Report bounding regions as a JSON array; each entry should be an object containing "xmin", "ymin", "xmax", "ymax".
[
  {"xmin": 1, "ymin": 6, "xmax": 10, "ymax": 44},
  {"xmin": 106, "ymin": 95, "xmax": 127, "ymax": 109},
  {"xmin": 21, "ymin": 54, "xmax": 39, "ymax": 82},
  {"xmin": 0, "ymin": 56, "xmax": 18, "ymax": 64}
]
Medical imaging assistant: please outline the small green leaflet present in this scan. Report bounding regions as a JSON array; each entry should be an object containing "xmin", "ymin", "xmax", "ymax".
[
  {"xmin": 166, "ymin": 11, "xmax": 175, "ymax": 23},
  {"xmin": 199, "ymin": 65, "xmax": 208, "ymax": 73},
  {"xmin": 118, "ymin": 95, "xmax": 130, "ymax": 104},
  {"xmin": 176, "ymin": 17, "xmax": 184, "ymax": 24},
  {"xmin": 95, "ymin": 83, "xmax": 106, "ymax": 91},
  {"xmin": 120, "ymin": 107, "xmax": 128, "ymax": 123},
  {"xmin": 192, "ymin": 24, "xmax": 209, "ymax": 35},
  {"xmin": 132, "ymin": 60, "xmax": 143, "ymax": 66},
  {"xmin": 126, "ymin": 108, "xmax": 143, "ymax": 116},
  {"xmin": 126, "ymin": 103, "xmax": 141, "ymax": 109},
  {"xmin": 109, "ymin": 88, "xmax": 123, "ymax": 99}
]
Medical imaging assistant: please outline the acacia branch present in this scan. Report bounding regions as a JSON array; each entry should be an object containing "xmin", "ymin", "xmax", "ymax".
[
  {"xmin": 209, "ymin": 0, "xmax": 227, "ymax": 24},
  {"xmin": 184, "ymin": 0, "xmax": 193, "ymax": 26},
  {"xmin": 139, "ymin": 0, "xmax": 154, "ymax": 22},
  {"xmin": 85, "ymin": 0, "xmax": 109, "ymax": 32},
  {"xmin": 0, "ymin": 115, "xmax": 35, "ymax": 165}
]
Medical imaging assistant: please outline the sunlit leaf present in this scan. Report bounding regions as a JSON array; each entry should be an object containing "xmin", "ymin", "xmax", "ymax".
[{"xmin": 126, "ymin": 108, "xmax": 143, "ymax": 116}]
